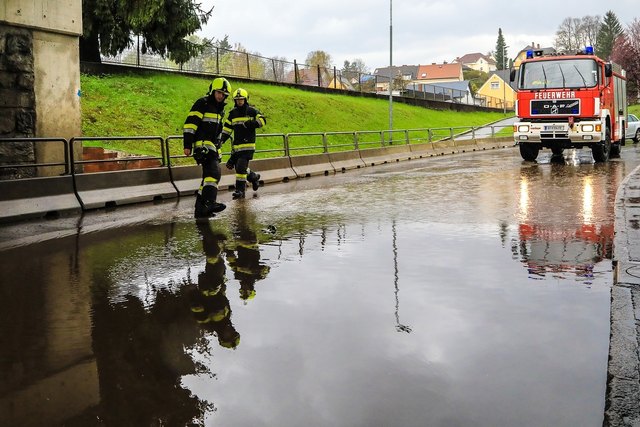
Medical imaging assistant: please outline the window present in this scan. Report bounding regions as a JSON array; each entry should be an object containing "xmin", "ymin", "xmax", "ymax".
[{"xmin": 491, "ymin": 82, "xmax": 500, "ymax": 90}]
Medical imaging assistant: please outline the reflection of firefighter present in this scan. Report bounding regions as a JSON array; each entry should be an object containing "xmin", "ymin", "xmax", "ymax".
[
  {"xmin": 190, "ymin": 221, "xmax": 240, "ymax": 349},
  {"xmin": 225, "ymin": 205, "xmax": 270, "ymax": 302}
]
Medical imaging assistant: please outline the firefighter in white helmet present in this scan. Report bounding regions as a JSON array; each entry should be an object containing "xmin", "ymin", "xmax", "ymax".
[{"xmin": 219, "ymin": 87, "xmax": 266, "ymax": 199}]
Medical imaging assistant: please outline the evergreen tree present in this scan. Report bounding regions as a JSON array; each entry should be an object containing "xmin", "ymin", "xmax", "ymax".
[
  {"xmin": 495, "ymin": 29, "xmax": 508, "ymax": 70},
  {"xmin": 80, "ymin": 0, "xmax": 212, "ymax": 64},
  {"xmin": 596, "ymin": 10, "xmax": 624, "ymax": 59}
]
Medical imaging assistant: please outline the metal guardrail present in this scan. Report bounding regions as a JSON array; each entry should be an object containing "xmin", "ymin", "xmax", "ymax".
[{"xmin": 0, "ymin": 125, "xmax": 514, "ymax": 180}]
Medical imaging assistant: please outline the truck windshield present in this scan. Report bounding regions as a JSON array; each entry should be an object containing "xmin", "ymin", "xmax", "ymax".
[{"xmin": 519, "ymin": 58, "xmax": 598, "ymax": 90}]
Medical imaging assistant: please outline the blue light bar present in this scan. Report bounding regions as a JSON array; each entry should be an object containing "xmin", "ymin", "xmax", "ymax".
[
  {"xmin": 526, "ymin": 50, "xmax": 534, "ymax": 59},
  {"xmin": 585, "ymin": 46, "xmax": 594, "ymax": 54}
]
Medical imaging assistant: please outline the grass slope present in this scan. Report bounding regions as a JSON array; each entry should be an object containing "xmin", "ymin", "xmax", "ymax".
[{"xmin": 80, "ymin": 72, "xmax": 510, "ymax": 138}]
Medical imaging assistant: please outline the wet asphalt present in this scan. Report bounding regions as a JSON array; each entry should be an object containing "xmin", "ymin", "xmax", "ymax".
[{"xmin": 1, "ymin": 145, "xmax": 640, "ymax": 426}]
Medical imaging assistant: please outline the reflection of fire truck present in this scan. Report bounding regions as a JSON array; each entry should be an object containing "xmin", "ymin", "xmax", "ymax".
[
  {"xmin": 511, "ymin": 46, "xmax": 627, "ymax": 162},
  {"xmin": 513, "ymin": 163, "xmax": 623, "ymax": 279}
]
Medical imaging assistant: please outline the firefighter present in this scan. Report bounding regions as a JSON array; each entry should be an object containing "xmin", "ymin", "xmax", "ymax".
[
  {"xmin": 219, "ymin": 88, "xmax": 266, "ymax": 199},
  {"xmin": 225, "ymin": 204, "xmax": 270, "ymax": 303},
  {"xmin": 190, "ymin": 221, "xmax": 240, "ymax": 349},
  {"xmin": 183, "ymin": 77, "xmax": 232, "ymax": 219}
]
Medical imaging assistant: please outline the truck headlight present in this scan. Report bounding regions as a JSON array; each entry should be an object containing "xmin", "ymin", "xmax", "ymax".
[
  {"xmin": 517, "ymin": 125, "xmax": 530, "ymax": 132},
  {"xmin": 581, "ymin": 124, "xmax": 594, "ymax": 132}
]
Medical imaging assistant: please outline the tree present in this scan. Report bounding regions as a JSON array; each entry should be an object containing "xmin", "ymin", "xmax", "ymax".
[
  {"xmin": 305, "ymin": 50, "xmax": 333, "ymax": 69},
  {"xmin": 555, "ymin": 15, "xmax": 602, "ymax": 53},
  {"xmin": 342, "ymin": 58, "xmax": 370, "ymax": 85},
  {"xmin": 495, "ymin": 29, "xmax": 508, "ymax": 70},
  {"xmin": 596, "ymin": 10, "xmax": 624, "ymax": 59},
  {"xmin": 80, "ymin": 0, "xmax": 213, "ymax": 64},
  {"xmin": 611, "ymin": 19, "xmax": 640, "ymax": 102}
]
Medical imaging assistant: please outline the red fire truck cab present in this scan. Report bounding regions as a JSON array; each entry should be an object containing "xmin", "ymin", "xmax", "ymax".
[{"xmin": 511, "ymin": 46, "xmax": 627, "ymax": 162}]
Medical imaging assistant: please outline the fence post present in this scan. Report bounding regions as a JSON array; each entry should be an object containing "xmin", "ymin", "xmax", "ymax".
[
  {"xmin": 284, "ymin": 134, "xmax": 290, "ymax": 157},
  {"xmin": 317, "ymin": 65, "xmax": 321, "ymax": 87},
  {"xmin": 333, "ymin": 66, "xmax": 337, "ymax": 89},
  {"xmin": 246, "ymin": 52, "xmax": 250, "ymax": 78},
  {"xmin": 272, "ymin": 59, "xmax": 277, "ymax": 82},
  {"xmin": 216, "ymin": 47, "xmax": 219, "ymax": 74},
  {"xmin": 294, "ymin": 60, "xmax": 298, "ymax": 84}
]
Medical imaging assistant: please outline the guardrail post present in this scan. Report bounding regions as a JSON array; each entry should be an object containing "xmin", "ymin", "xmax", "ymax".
[
  {"xmin": 284, "ymin": 134, "xmax": 290, "ymax": 157},
  {"xmin": 428, "ymin": 129, "xmax": 433, "ymax": 143},
  {"xmin": 322, "ymin": 133, "xmax": 328, "ymax": 153},
  {"xmin": 404, "ymin": 130, "xmax": 410, "ymax": 145},
  {"xmin": 354, "ymin": 132, "xmax": 359, "ymax": 150}
]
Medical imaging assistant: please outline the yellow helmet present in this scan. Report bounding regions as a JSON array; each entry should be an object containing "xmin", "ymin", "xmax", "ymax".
[
  {"xmin": 208, "ymin": 77, "xmax": 231, "ymax": 96},
  {"xmin": 233, "ymin": 88, "xmax": 249, "ymax": 101}
]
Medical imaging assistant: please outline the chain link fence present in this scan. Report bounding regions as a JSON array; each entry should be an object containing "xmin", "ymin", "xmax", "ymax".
[{"xmin": 101, "ymin": 42, "xmax": 512, "ymax": 110}]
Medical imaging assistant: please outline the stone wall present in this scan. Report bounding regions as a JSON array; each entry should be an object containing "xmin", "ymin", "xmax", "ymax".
[{"xmin": 0, "ymin": 23, "xmax": 35, "ymax": 178}]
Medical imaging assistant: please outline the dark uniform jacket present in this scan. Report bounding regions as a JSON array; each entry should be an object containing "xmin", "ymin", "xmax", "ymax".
[
  {"xmin": 183, "ymin": 95, "xmax": 227, "ymax": 151},
  {"xmin": 220, "ymin": 104, "xmax": 266, "ymax": 153}
]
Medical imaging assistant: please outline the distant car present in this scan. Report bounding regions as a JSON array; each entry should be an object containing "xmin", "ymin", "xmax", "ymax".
[{"xmin": 627, "ymin": 114, "xmax": 640, "ymax": 143}]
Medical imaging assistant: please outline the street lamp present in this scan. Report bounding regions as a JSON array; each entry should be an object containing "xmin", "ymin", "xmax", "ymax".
[
  {"xmin": 503, "ymin": 46, "xmax": 508, "ymax": 114},
  {"xmin": 389, "ymin": 0, "xmax": 393, "ymax": 131}
]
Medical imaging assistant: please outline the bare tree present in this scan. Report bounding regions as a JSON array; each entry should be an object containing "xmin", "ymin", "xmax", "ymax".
[{"xmin": 555, "ymin": 15, "xmax": 601, "ymax": 53}]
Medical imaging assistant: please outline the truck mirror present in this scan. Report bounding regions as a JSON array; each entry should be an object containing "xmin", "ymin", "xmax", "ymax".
[
  {"xmin": 605, "ymin": 63, "xmax": 612, "ymax": 77},
  {"xmin": 509, "ymin": 69, "xmax": 516, "ymax": 82}
]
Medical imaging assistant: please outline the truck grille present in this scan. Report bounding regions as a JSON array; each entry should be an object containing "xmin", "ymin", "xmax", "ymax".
[{"xmin": 531, "ymin": 99, "xmax": 580, "ymax": 115}]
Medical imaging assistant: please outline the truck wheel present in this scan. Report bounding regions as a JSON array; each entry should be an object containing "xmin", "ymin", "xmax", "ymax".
[
  {"xmin": 519, "ymin": 142, "xmax": 539, "ymax": 161},
  {"xmin": 592, "ymin": 126, "xmax": 611, "ymax": 162},
  {"xmin": 610, "ymin": 143, "xmax": 621, "ymax": 158},
  {"xmin": 634, "ymin": 129, "xmax": 640, "ymax": 144}
]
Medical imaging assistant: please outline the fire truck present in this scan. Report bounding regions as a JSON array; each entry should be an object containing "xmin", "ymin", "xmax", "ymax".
[{"xmin": 511, "ymin": 47, "xmax": 627, "ymax": 162}]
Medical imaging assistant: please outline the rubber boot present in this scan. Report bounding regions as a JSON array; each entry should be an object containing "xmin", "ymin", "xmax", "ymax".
[
  {"xmin": 249, "ymin": 172, "xmax": 261, "ymax": 191},
  {"xmin": 194, "ymin": 194, "xmax": 206, "ymax": 218},
  {"xmin": 201, "ymin": 186, "xmax": 226, "ymax": 217},
  {"xmin": 232, "ymin": 181, "xmax": 246, "ymax": 199}
]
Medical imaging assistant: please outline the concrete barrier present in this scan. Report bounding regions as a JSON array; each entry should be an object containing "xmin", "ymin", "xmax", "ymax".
[
  {"xmin": 409, "ymin": 143, "xmax": 437, "ymax": 158},
  {"xmin": 170, "ymin": 164, "xmax": 235, "ymax": 195},
  {"xmin": 476, "ymin": 136, "xmax": 515, "ymax": 150},
  {"xmin": 328, "ymin": 150, "xmax": 367, "ymax": 172},
  {"xmin": 248, "ymin": 157, "xmax": 298, "ymax": 184},
  {"xmin": 74, "ymin": 168, "xmax": 178, "ymax": 210},
  {"xmin": 359, "ymin": 145, "xmax": 413, "ymax": 166},
  {"xmin": 0, "ymin": 176, "xmax": 82, "ymax": 222},
  {"xmin": 290, "ymin": 153, "xmax": 336, "ymax": 177}
]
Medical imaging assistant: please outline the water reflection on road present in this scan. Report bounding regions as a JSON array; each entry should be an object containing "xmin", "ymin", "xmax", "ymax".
[{"xmin": 2, "ymin": 146, "xmax": 640, "ymax": 426}]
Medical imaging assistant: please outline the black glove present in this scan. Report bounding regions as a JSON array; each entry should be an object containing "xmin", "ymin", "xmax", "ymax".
[
  {"xmin": 214, "ymin": 138, "xmax": 222, "ymax": 149},
  {"xmin": 193, "ymin": 146, "xmax": 209, "ymax": 164}
]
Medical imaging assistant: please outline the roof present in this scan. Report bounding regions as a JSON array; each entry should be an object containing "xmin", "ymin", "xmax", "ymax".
[
  {"xmin": 373, "ymin": 65, "xmax": 419, "ymax": 79},
  {"xmin": 516, "ymin": 44, "xmax": 556, "ymax": 57},
  {"xmin": 416, "ymin": 63, "xmax": 462, "ymax": 80},
  {"xmin": 488, "ymin": 69, "xmax": 518, "ymax": 91},
  {"xmin": 455, "ymin": 52, "xmax": 496, "ymax": 65}
]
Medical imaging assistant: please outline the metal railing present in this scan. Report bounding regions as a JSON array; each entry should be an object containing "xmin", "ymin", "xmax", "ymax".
[{"xmin": 0, "ymin": 125, "xmax": 514, "ymax": 180}]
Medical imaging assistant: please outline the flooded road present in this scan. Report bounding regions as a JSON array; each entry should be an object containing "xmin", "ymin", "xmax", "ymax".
[{"xmin": 2, "ymin": 146, "xmax": 640, "ymax": 427}]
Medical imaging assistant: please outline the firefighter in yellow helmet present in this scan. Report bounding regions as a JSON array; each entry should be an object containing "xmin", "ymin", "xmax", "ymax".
[
  {"xmin": 190, "ymin": 221, "xmax": 240, "ymax": 349},
  {"xmin": 183, "ymin": 77, "xmax": 232, "ymax": 219},
  {"xmin": 219, "ymin": 87, "xmax": 266, "ymax": 199},
  {"xmin": 225, "ymin": 204, "xmax": 271, "ymax": 303}
]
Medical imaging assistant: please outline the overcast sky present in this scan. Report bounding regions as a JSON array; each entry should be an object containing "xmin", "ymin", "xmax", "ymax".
[{"xmin": 196, "ymin": 0, "xmax": 638, "ymax": 72}]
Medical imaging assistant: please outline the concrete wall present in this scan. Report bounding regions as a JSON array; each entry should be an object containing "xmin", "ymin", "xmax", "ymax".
[{"xmin": 0, "ymin": 0, "xmax": 82, "ymax": 176}]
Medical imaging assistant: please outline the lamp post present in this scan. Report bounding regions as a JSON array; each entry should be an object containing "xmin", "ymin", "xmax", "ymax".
[
  {"xmin": 389, "ymin": 0, "xmax": 393, "ymax": 132},
  {"xmin": 503, "ymin": 46, "xmax": 508, "ymax": 114}
]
